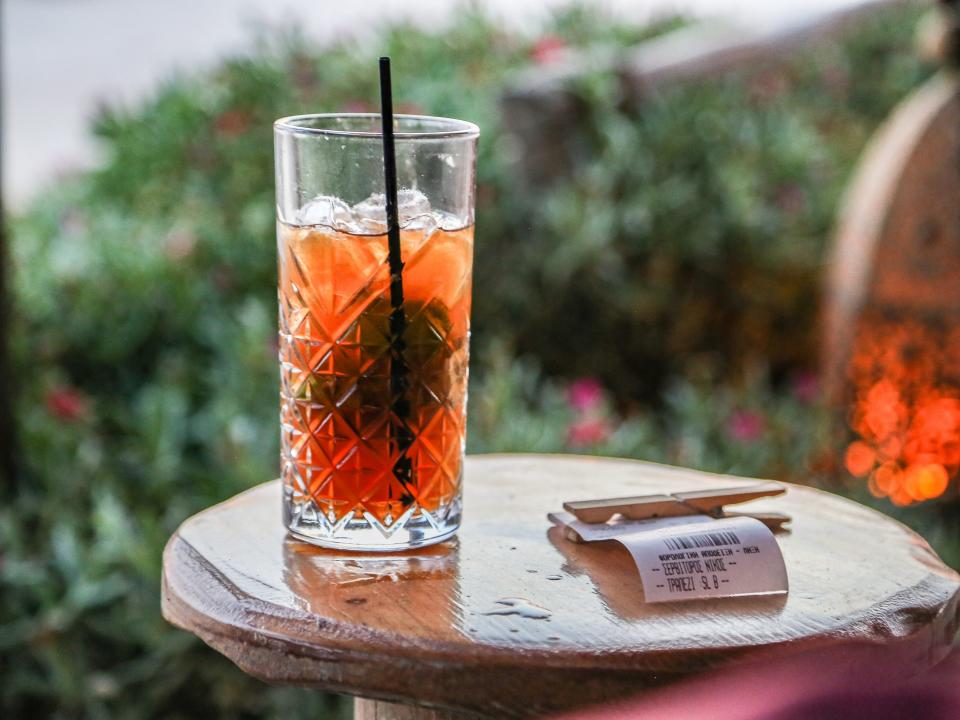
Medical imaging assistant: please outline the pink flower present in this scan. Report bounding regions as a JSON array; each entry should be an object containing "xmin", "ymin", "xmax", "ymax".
[
  {"xmin": 567, "ymin": 417, "xmax": 610, "ymax": 448},
  {"xmin": 530, "ymin": 35, "xmax": 567, "ymax": 65},
  {"xmin": 727, "ymin": 410, "xmax": 766, "ymax": 443},
  {"xmin": 567, "ymin": 377, "xmax": 604, "ymax": 412},
  {"xmin": 791, "ymin": 370, "xmax": 820, "ymax": 404},
  {"xmin": 46, "ymin": 386, "xmax": 88, "ymax": 422}
]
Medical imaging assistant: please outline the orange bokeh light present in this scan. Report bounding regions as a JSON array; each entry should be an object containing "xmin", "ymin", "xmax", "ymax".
[
  {"xmin": 844, "ymin": 317, "xmax": 958, "ymax": 505},
  {"xmin": 904, "ymin": 463, "xmax": 949, "ymax": 501},
  {"xmin": 844, "ymin": 441, "xmax": 876, "ymax": 478},
  {"xmin": 871, "ymin": 462, "xmax": 902, "ymax": 495}
]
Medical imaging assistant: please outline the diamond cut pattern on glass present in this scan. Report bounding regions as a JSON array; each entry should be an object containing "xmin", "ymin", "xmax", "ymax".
[{"xmin": 278, "ymin": 224, "xmax": 470, "ymax": 539}]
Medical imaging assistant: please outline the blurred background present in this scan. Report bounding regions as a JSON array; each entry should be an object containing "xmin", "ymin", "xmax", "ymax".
[{"xmin": 2, "ymin": 0, "xmax": 958, "ymax": 717}]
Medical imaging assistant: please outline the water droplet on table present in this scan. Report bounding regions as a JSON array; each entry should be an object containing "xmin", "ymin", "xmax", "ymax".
[{"xmin": 481, "ymin": 597, "xmax": 552, "ymax": 620}]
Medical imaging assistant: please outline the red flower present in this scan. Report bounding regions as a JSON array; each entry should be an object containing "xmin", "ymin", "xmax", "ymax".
[
  {"xmin": 567, "ymin": 417, "xmax": 610, "ymax": 448},
  {"xmin": 530, "ymin": 35, "xmax": 567, "ymax": 65},
  {"xmin": 214, "ymin": 108, "xmax": 251, "ymax": 138},
  {"xmin": 567, "ymin": 377, "xmax": 604, "ymax": 412},
  {"xmin": 727, "ymin": 410, "xmax": 766, "ymax": 443},
  {"xmin": 46, "ymin": 386, "xmax": 88, "ymax": 422}
]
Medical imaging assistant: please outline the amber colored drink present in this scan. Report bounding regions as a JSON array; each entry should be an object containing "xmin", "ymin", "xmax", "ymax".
[
  {"xmin": 278, "ymin": 220, "xmax": 473, "ymax": 537},
  {"xmin": 275, "ymin": 112, "xmax": 477, "ymax": 549}
]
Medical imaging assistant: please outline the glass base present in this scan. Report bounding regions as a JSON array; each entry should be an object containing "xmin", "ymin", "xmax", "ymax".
[{"xmin": 284, "ymin": 490, "xmax": 462, "ymax": 552}]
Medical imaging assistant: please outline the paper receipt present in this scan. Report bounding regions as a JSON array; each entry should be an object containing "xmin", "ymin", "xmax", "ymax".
[{"xmin": 549, "ymin": 512, "xmax": 788, "ymax": 603}]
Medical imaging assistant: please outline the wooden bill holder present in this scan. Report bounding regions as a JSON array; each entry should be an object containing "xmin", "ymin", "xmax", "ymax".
[{"xmin": 559, "ymin": 482, "xmax": 791, "ymax": 542}]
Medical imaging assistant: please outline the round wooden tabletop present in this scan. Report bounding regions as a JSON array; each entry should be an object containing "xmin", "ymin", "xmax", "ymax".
[{"xmin": 162, "ymin": 455, "xmax": 960, "ymax": 719}]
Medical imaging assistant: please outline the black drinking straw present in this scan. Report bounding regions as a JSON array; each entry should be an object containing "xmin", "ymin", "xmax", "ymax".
[{"xmin": 379, "ymin": 57, "xmax": 415, "ymax": 504}]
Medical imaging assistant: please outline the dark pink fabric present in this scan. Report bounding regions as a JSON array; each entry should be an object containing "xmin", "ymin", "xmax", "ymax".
[{"xmin": 554, "ymin": 644, "xmax": 960, "ymax": 720}]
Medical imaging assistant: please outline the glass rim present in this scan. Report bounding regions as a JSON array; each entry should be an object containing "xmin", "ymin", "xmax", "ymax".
[{"xmin": 274, "ymin": 113, "xmax": 479, "ymax": 140}]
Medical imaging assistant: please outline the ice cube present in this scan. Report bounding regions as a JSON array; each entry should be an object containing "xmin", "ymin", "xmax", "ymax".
[
  {"xmin": 397, "ymin": 188, "xmax": 432, "ymax": 221},
  {"xmin": 296, "ymin": 195, "xmax": 354, "ymax": 229},
  {"xmin": 435, "ymin": 209, "xmax": 467, "ymax": 231},
  {"xmin": 351, "ymin": 193, "xmax": 388, "ymax": 233},
  {"xmin": 351, "ymin": 188, "xmax": 436, "ymax": 233}
]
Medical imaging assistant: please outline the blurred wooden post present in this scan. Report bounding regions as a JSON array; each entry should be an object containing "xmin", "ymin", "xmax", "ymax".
[
  {"xmin": 822, "ymin": 72, "xmax": 960, "ymax": 396},
  {"xmin": 823, "ymin": 0, "xmax": 960, "ymax": 505},
  {"xmin": 824, "ymin": 0, "xmax": 960, "ymax": 393}
]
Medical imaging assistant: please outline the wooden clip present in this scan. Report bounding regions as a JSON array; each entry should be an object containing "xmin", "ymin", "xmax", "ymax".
[
  {"xmin": 564, "ymin": 482, "xmax": 787, "ymax": 524},
  {"xmin": 671, "ymin": 482, "xmax": 785, "ymax": 514},
  {"xmin": 563, "ymin": 495, "xmax": 691, "ymax": 524}
]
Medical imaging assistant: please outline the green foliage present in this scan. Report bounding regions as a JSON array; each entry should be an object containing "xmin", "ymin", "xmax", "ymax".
[
  {"xmin": 2, "ymin": 2, "xmax": 946, "ymax": 719},
  {"xmin": 485, "ymin": 3, "xmax": 933, "ymax": 399},
  {"xmin": 470, "ymin": 346, "xmax": 832, "ymax": 481}
]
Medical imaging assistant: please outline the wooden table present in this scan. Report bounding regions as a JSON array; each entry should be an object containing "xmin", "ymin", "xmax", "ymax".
[{"xmin": 162, "ymin": 455, "xmax": 960, "ymax": 719}]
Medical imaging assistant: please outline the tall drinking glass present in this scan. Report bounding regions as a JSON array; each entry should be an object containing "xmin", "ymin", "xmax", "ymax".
[{"xmin": 274, "ymin": 114, "xmax": 478, "ymax": 550}]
